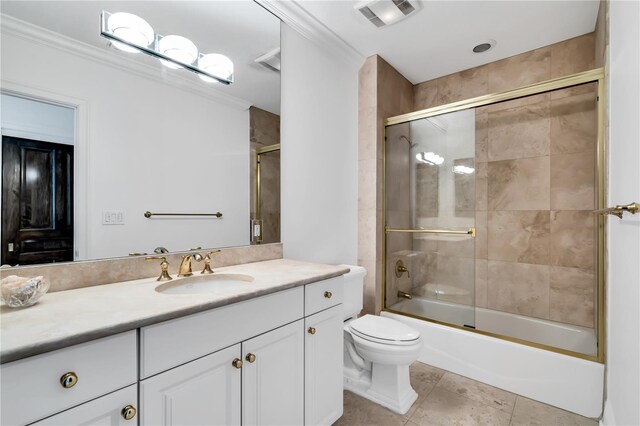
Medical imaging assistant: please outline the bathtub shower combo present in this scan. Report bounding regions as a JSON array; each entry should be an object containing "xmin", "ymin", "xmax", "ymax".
[{"xmin": 382, "ymin": 69, "xmax": 605, "ymax": 417}]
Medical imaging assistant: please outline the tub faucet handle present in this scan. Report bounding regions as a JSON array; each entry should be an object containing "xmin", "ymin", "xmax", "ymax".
[{"xmin": 395, "ymin": 259, "xmax": 410, "ymax": 278}]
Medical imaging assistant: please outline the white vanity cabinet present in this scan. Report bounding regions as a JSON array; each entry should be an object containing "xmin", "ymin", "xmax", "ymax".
[
  {"xmin": 304, "ymin": 304, "xmax": 344, "ymax": 426},
  {"xmin": 32, "ymin": 385, "xmax": 138, "ymax": 426},
  {"xmin": 0, "ymin": 331, "xmax": 137, "ymax": 426},
  {"xmin": 140, "ymin": 344, "xmax": 242, "ymax": 425}
]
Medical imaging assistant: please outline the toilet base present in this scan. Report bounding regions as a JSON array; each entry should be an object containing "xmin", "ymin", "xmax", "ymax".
[{"xmin": 343, "ymin": 363, "xmax": 418, "ymax": 415}]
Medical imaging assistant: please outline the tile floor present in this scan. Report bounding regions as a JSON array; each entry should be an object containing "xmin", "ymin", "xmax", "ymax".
[{"xmin": 335, "ymin": 362, "xmax": 598, "ymax": 426}]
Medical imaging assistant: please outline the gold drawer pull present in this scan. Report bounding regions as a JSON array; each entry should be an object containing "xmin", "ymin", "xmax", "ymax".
[
  {"xmin": 60, "ymin": 372, "xmax": 78, "ymax": 388},
  {"xmin": 121, "ymin": 405, "xmax": 137, "ymax": 420},
  {"xmin": 232, "ymin": 358, "xmax": 243, "ymax": 369},
  {"xmin": 308, "ymin": 327, "xmax": 316, "ymax": 335},
  {"xmin": 324, "ymin": 291, "xmax": 332, "ymax": 299},
  {"xmin": 246, "ymin": 353, "xmax": 256, "ymax": 363}
]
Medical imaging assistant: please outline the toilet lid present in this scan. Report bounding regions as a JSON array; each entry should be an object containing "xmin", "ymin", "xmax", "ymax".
[{"xmin": 349, "ymin": 314, "xmax": 420, "ymax": 344}]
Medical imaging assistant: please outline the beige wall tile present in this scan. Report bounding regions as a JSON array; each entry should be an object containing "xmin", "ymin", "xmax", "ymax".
[
  {"xmin": 595, "ymin": 1, "xmax": 607, "ymax": 68},
  {"xmin": 431, "ymin": 254, "xmax": 475, "ymax": 306},
  {"xmin": 487, "ymin": 261, "xmax": 550, "ymax": 319},
  {"xmin": 488, "ymin": 157, "xmax": 550, "ymax": 211},
  {"xmin": 550, "ymin": 266, "xmax": 595, "ymax": 328},
  {"xmin": 436, "ymin": 66, "xmax": 488, "ymax": 105},
  {"xmin": 550, "ymin": 210, "xmax": 596, "ymax": 270},
  {"xmin": 487, "ymin": 101, "xmax": 551, "ymax": 161},
  {"xmin": 413, "ymin": 79, "xmax": 438, "ymax": 111},
  {"xmin": 487, "ymin": 47, "xmax": 551, "ymax": 93},
  {"xmin": 550, "ymin": 91, "xmax": 597, "ymax": 155},
  {"xmin": 475, "ymin": 210, "xmax": 488, "ymax": 259},
  {"xmin": 416, "ymin": 164, "xmax": 439, "ymax": 217},
  {"xmin": 475, "ymin": 111, "xmax": 488, "ymax": 162},
  {"xmin": 550, "ymin": 152, "xmax": 595, "ymax": 210},
  {"xmin": 488, "ymin": 211, "xmax": 550, "ymax": 265},
  {"xmin": 550, "ymin": 33, "xmax": 596, "ymax": 79},
  {"xmin": 358, "ymin": 106, "xmax": 378, "ymax": 161},
  {"xmin": 358, "ymin": 159, "xmax": 379, "ymax": 212},
  {"xmin": 454, "ymin": 158, "xmax": 475, "ymax": 212},
  {"xmin": 475, "ymin": 162, "xmax": 487, "ymax": 211},
  {"xmin": 358, "ymin": 55, "xmax": 377, "ymax": 109},
  {"xmin": 476, "ymin": 259, "xmax": 488, "ymax": 308}
]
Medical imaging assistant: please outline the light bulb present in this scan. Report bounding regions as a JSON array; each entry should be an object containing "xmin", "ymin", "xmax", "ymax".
[
  {"xmin": 198, "ymin": 53, "xmax": 234, "ymax": 83},
  {"xmin": 107, "ymin": 12, "xmax": 154, "ymax": 53},
  {"xmin": 158, "ymin": 35, "xmax": 198, "ymax": 69}
]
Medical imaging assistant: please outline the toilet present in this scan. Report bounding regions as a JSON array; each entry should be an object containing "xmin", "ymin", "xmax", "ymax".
[{"xmin": 341, "ymin": 265, "xmax": 423, "ymax": 415}]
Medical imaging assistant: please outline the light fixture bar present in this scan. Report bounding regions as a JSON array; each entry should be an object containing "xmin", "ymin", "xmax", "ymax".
[{"xmin": 99, "ymin": 11, "xmax": 233, "ymax": 85}]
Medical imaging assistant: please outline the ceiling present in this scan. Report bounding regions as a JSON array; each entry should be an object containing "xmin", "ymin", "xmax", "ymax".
[
  {"xmin": 0, "ymin": 1, "xmax": 281, "ymax": 113},
  {"xmin": 298, "ymin": 0, "xmax": 600, "ymax": 84}
]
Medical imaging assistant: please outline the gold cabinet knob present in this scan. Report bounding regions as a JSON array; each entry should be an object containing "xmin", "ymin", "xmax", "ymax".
[
  {"xmin": 232, "ymin": 358, "xmax": 243, "ymax": 369},
  {"xmin": 60, "ymin": 372, "xmax": 78, "ymax": 388},
  {"xmin": 324, "ymin": 291, "xmax": 332, "ymax": 299},
  {"xmin": 121, "ymin": 405, "xmax": 137, "ymax": 420},
  {"xmin": 308, "ymin": 327, "xmax": 316, "ymax": 335},
  {"xmin": 245, "ymin": 353, "xmax": 256, "ymax": 363}
]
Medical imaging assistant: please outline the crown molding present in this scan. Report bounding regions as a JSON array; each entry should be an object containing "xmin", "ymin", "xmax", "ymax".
[
  {"xmin": 0, "ymin": 14, "xmax": 252, "ymax": 111},
  {"xmin": 257, "ymin": 0, "xmax": 364, "ymax": 68}
]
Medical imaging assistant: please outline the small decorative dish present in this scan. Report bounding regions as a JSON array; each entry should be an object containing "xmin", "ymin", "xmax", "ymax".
[{"xmin": 0, "ymin": 275, "xmax": 50, "ymax": 308}]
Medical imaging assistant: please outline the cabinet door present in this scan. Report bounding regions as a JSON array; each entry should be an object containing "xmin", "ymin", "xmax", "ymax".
[
  {"xmin": 33, "ymin": 384, "xmax": 137, "ymax": 426},
  {"xmin": 242, "ymin": 319, "xmax": 304, "ymax": 425},
  {"xmin": 140, "ymin": 344, "xmax": 241, "ymax": 426},
  {"xmin": 305, "ymin": 305, "xmax": 344, "ymax": 426}
]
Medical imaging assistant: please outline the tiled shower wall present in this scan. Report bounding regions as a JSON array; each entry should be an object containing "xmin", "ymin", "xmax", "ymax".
[
  {"xmin": 359, "ymin": 3, "xmax": 606, "ymax": 328},
  {"xmin": 250, "ymin": 106, "xmax": 281, "ymax": 244}
]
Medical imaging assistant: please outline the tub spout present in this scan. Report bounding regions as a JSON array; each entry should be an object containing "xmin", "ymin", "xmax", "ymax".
[{"xmin": 397, "ymin": 291, "xmax": 412, "ymax": 300}]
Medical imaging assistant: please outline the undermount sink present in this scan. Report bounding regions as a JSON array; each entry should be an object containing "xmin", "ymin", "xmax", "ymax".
[{"xmin": 155, "ymin": 273, "xmax": 255, "ymax": 295}]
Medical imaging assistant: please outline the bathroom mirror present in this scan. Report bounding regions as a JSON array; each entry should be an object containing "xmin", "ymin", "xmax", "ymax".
[{"xmin": 0, "ymin": 1, "xmax": 281, "ymax": 265}]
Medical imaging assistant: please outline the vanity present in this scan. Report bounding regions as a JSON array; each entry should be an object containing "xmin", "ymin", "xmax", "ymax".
[{"xmin": 0, "ymin": 259, "xmax": 349, "ymax": 426}]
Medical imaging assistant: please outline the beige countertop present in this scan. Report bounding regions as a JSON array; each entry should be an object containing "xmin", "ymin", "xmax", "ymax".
[{"xmin": 0, "ymin": 259, "xmax": 350, "ymax": 364}]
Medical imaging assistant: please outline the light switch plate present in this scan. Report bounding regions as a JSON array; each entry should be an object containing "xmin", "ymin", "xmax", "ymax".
[{"xmin": 103, "ymin": 210, "xmax": 125, "ymax": 225}]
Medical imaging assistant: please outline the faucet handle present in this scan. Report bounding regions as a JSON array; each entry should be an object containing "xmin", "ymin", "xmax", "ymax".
[
  {"xmin": 201, "ymin": 250, "xmax": 222, "ymax": 275},
  {"xmin": 146, "ymin": 256, "xmax": 173, "ymax": 281}
]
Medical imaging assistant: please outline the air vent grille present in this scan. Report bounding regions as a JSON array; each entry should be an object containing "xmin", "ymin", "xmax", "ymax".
[{"xmin": 355, "ymin": 0, "xmax": 420, "ymax": 28}]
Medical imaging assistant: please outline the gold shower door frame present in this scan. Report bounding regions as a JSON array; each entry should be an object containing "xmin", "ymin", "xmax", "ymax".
[
  {"xmin": 253, "ymin": 143, "xmax": 280, "ymax": 243},
  {"xmin": 382, "ymin": 68, "xmax": 606, "ymax": 363}
]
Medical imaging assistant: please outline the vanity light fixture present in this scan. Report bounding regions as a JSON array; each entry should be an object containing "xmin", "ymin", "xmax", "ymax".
[
  {"xmin": 100, "ymin": 11, "xmax": 234, "ymax": 85},
  {"xmin": 415, "ymin": 152, "xmax": 444, "ymax": 165}
]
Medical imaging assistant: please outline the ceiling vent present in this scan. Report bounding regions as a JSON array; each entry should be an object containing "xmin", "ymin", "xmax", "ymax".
[
  {"xmin": 254, "ymin": 47, "xmax": 280, "ymax": 73},
  {"xmin": 355, "ymin": 0, "xmax": 421, "ymax": 28}
]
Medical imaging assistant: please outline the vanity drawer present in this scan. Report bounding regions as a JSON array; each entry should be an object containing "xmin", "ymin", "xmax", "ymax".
[
  {"xmin": 140, "ymin": 286, "xmax": 304, "ymax": 379},
  {"xmin": 305, "ymin": 276, "xmax": 343, "ymax": 316},
  {"xmin": 0, "ymin": 331, "xmax": 137, "ymax": 426}
]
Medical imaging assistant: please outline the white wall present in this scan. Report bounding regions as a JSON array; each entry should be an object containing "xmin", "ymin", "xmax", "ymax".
[
  {"xmin": 1, "ymin": 93, "xmax": 75, "ymax": 145},
  {"xmin": 602, "ymin": 0, "xmax": 640, "ymax": 424},
  {"xmin": 1, "ymin": 31, "xmax": 249, "ymax": 260},
  {"xmin": 280, "ymin": 23, "xmax": 359, "ymax": 265}
]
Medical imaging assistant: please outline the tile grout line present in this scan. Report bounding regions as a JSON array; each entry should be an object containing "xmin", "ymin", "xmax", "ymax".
[{"xmin": 508, "ymin": 395, "xmax": 519, "ymax": 425}]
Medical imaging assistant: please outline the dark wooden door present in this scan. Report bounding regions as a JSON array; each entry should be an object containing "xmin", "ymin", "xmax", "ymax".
[{"xmin": 2, "ymin": 136, "xmax": 74, "ymax": 265}]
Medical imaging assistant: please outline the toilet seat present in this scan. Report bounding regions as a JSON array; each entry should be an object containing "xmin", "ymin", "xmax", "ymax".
[{"xmin": 349, "ymin": 314, "xmax": 420, "ymax": 346}]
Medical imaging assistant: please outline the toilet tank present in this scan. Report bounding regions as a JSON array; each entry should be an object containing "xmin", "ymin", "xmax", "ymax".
[{"xmin": 339, "ymin": 265, "xmax": 367, "ymax": 320}]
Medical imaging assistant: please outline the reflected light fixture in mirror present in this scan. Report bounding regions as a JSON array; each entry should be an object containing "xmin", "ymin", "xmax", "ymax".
[
  {"xmin": 159, "ymin": 35, "xmax": 198, "ymax": 69},
  {"xmin": 100, "ymin": 11, "xmax": 234, "ymax": 85},
  {"xmin": 198, "ymin": 54, "xmax": 234, "ymax": 83},
  {"xmin": 416, "ymin": 152, "xmax": 444, "ymax": 165},
  {"xmin": 106, "ymin": 12, "xmax": 154, "ymax": 53}
]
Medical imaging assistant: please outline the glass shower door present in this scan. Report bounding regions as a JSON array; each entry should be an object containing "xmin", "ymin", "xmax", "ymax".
[{"xmin": 385, "ymin": 109, "xmax": 476, "ymax": 328}]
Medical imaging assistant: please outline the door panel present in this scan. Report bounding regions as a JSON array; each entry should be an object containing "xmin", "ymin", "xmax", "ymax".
[
  {"xmin": 140, "ymin": 344, "xmax": 241, "ymax": 426},
  {"xmin": 305, "ymin": 305, "xmax": 344, "ymax": 426},
  {"xmin": 242, "ymin": 320, "xmax": 304, "ymax": 426},
  {"xmin": 1, "ymin": 136, "xmax": 73, "ymax": 265}
]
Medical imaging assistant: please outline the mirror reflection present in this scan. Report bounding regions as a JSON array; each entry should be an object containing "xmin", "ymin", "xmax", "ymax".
[{"xmin": 0, "ymin": 1, "xmax": 281, "ymax": 265}]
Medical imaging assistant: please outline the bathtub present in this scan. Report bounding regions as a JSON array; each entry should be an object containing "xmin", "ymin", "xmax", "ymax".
[
  {"xmin": 382, "ymin": 297, "xmax": 604, "ymax": 418},
  {"xmin": 389, "ymin": 297, "xmax": 597, "ymax": 355}
]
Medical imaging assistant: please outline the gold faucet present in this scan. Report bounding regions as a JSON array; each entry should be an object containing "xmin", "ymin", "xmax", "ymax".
[
  {"xmin": 201, "ymin": 250, "xmax": 221, "ymax": 274},
  {"xmin": 146, "ymin": 256, "xmax": 172, "ymax": 281},
  {"xmin": 178, "ymin": 253, "xmax": 203, "ymax": 277},
  {"xmin": 397, "ymin": 291, "xmax": 412, "ymax": 300}
]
